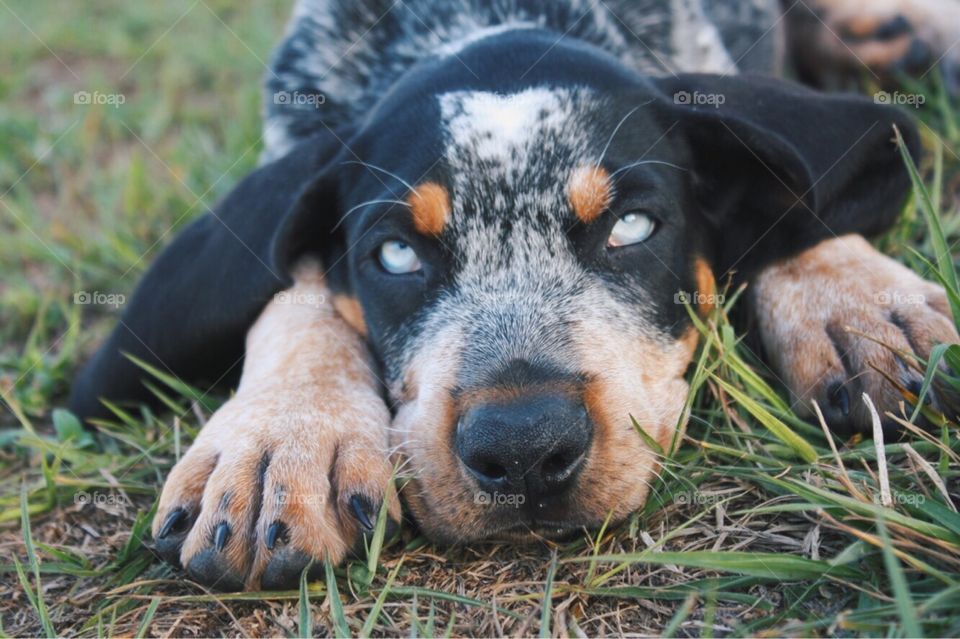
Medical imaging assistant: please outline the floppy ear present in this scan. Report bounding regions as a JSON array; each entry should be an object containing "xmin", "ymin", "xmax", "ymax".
[
  {"xmin": 70, "ymin": 130, "xmax": 347, "ymax": 423},
  {"xmin": 654, "ymin": 73, "xmax": 922, "ymax": 278},
  {"xmin": 270, "ymin": 171, "xmax": 343, "ymax": 275}
]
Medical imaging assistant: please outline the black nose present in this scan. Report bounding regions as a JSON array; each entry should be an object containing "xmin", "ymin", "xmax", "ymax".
[{"xmin": 456, "ymin": 393, "xmax": 592, "ymax": 502}]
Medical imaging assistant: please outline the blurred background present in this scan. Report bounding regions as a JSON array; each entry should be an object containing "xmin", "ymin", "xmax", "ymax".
[
  {"xmin": 2, "ymin": 2, "xmax": 960, "ymax": 636},
  {"xmin": 1, "ymin": 1, "xmax": 286, "ymax": 415}
]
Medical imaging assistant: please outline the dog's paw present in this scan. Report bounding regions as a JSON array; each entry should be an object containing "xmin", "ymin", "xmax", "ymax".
[
  {"xmin": 797, "ymin": 0, "xmax": 960, "ymax": 89},
  {"xmin": 752, "ymin": 235, "xmax": 958, "ymax": 435},
  {"xmin": 150, "ymin": 388, "xmax": 398, "ymax": 591}
]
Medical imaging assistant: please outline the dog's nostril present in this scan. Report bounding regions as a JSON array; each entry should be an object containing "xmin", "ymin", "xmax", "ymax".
[
  {"xmin": 456, "ymin": 391, "xmax": 592, "ymax": 498},
  {"xmin": 541, "ymin": 452, "xmax": 576, "ymax": 480},
  {"xmin": 474, "ymin": 461, "xmax": 507, "ymax": 481}
]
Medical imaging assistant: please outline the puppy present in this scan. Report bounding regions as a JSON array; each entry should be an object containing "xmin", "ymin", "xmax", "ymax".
[{"xmin": 70, "ymin": 0, "xmax": 959, "ymax": 590}]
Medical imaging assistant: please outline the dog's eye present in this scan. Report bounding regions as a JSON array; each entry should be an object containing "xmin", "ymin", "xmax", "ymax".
[
  {"xmin": 379, "ymin": 240, "xmax": 422, "ymax": 274},
  {"xmin": 607, "ymin": 212, "xmax": 656, "ymax": 247}
]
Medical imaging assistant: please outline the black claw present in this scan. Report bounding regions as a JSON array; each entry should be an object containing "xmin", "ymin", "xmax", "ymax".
[
  {"xmin": 875, "ymin": 14, "xmax": 912, "ymax": 41},
  {"xmin": 905, "ymin": 379, "xmax": 935, "ymax": 407},
  {"xmin": 349, "ymin": 494, "xmax": 376, "ymax": 531},
  {"xmin": 214, "ymin": 521, "xmax": 231, "ymax": 552},
  {"xmin": 187, "ymin": 549, "xmax": 245, "ymax": 592},
  {"xmin": 942, "ymin": 58, "xmax": 959, "ymax": 97},
  {"xmin": 262, "ymin": 549, "xmax": 323, "ymax": 590},
  {"xmin": 158, "ymin": 509, "xmax": 186, "ymax": 539},
  {"xmin": 907, "ymin": 378, "xmax": 922, "ymax": 398},
  {"xmin": 828, "ymin": 382, "xmax": 850, "ymax": 417},
  {"xmin": 900, "ymin": 39, "xmax": 933, "ymax": 72},
  {"xmin": 383, "ymin": 516, "xmax": 400, "ymax": 541},
  {"xmin": 266, "ymin": 521, "xmax": 288, "ymax": 550}
]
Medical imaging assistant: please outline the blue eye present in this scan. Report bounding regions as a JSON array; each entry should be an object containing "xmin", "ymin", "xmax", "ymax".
[
  {"xmin": 607, "ymin": 212, "xmax": 656, "ymax": 247},
  {"xmin": 379, "ymin": 240, "xmax": 422, "ymax": 274}
]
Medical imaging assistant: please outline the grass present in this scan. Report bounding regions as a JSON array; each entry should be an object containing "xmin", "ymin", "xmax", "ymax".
[{"xmin": 1, "ymin": 0, "xmax": 959, "ymax": 635}]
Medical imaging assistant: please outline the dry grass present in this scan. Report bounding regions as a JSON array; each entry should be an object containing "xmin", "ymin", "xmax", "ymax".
[{"xmin": 2, "ymin": 1, "xmax": 959, "ymax": 636}]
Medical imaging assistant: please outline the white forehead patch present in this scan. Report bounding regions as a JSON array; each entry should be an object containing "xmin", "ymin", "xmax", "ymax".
[{"xmin": 439, "ymin": 88, "xmax": 569, "ymax": 161}]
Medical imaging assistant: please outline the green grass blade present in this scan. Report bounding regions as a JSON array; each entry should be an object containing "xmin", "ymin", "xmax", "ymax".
[
  {"xmin": 895, "ymin": 128, "xmax": 960, "ymax": 321},
  {"xmin": 909, "ymin": 343, "xmax": 958, "ymax": 421},
  {"xmin": 662, "ymin": 593, "xmax": 697, "ymax": 638},
  {"xmin": 20, "ymin": 484, "xmax": 56, "ymax": 638},
  {"xmin": 712, "ymin": 377, "xmax": 818, "ymax": 462},
  {"xmin": 567, "ymin": 550, "xmax": 859, "ymax": 580},
  {"xmin": 12, "ymin": 556, "xmax": 39, "ymax": 617},
  {"xmin": 360, "ymin": 557, "xmax": 404, "ymax": 638},
  {"xmin": 764, "ymin": 476, "xmax": 960, "ymax": 544},
  {"xmin": 540, "ymin": 552, "xmax": 557, "ymax": 638},
  {"xmin": 630, "ymin": 415, "xmax": 664, "ymax": 456},
  {"xmin": 324, "ymin": 557, "xmax": 351, "ymax": 638},
  {"xmin": 299, "ymin": 560, "xmax": 313, "ymax": 638},
  {"xmin": 367, "ymin": 482, "xmax": 395, "ymax": 575},
  {"xmin": 388, "ymin": 587, "xmax": 522, "ymax": 619},
  {"xmin": 134, "ymin": 599, "xmax": 160, "ymax": 639},
  {"xmin": 124, "ymin": 353, "xmax": 217, "ymax": 412},
  {"xmin": 877, "ymin": 517, "xmax": 922, "ymax": 637}
]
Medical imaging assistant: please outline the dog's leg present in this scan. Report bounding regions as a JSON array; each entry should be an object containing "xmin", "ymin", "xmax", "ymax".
[
  {"xmin": 787, "ymin": 0, "xmax": 960, "ymax": 88},
  {"xmin": 751, "ymin": 234, "xmax": 958, "ymax": 434},
  {"xmin": 150, "ymin": 259, "xmax": 398, "ymax": 591},
  {"xmin": 69, "ymin": 131, "xmax": 344, "ymax": 424}
]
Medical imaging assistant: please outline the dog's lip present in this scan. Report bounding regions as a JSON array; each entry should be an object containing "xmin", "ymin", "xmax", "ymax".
[{"xmin": 482, "ymin": 518, "xmax": 584, "ymax": 541}]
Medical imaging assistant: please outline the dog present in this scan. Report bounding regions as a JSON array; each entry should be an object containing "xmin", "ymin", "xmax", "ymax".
[{"xmin": 70, "ymin": 0, "xmax": 960, "ymax": 591}]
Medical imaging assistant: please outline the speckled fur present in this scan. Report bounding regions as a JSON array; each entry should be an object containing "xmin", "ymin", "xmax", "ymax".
[
  {"xmin": 261, "ymin": 0, "xmax": 781, "ymax": 161},
  {"xmin": 147, "ymin": 0, "xmax": 958, "ymax": 584},
  {"xmin": 152, "ymin": 262, "xmax": 400, "ymax": 590},
  {"xmin": 752, "ymin": 235, "xmax": 959, "ymax": 429}
]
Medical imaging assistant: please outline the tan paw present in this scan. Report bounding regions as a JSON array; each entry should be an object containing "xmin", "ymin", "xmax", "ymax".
[
  {"xmin": 752, "ymin": 235, "xmax": 958, "ymax": 434},
  {"xmin": 149, "ymin": 383, "xmax": 399, "ymax": 591},
  {"xmin": 794, "ymin": 0, "xmax": 960, "ymax": 85}
]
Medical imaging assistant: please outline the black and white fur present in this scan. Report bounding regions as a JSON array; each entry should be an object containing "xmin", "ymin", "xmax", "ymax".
[
  {"xmin": 261, "ymin": 0, "xmax": 781, "ymax": 162},
  {"xmin": 69, "ymin": 0, "xmax": 958, "ymax": 592}
]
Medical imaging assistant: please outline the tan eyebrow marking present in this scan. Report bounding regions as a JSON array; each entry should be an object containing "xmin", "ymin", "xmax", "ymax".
[
  {"xmin": 407, "ymin": 182, "xmax": 450, "ymax": 236},
  {"xmin": 568, "ymin": 166, "xmax": 613, "ymax": 224}
]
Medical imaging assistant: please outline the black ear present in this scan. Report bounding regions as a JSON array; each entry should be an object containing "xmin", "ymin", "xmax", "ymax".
[
  {"xmin": 69, "ymin": 130, "xmax": 347, "ymax": 423},
  {"xmin": 655, "ymin": 73, "xmax": 922, "ymax": 278},
  {"xmin": 268, "ymin": 125, "xmax": 354, "ymax": 277},
  {"xmin": 270, "ymin": 168, "xmax": 343, "ymax": 276}
]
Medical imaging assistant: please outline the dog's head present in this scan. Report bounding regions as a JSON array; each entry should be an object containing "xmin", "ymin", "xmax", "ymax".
[{"xmin": 272, "ymin": 34, "xmax": 918, "ymax": 542}]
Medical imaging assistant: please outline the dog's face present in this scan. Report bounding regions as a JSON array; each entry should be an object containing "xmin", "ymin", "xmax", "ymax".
[
  {"xmin": 332, "ymin": 86, "xmax": 712, "ymax": 542},
  {"xmin": 275, "ymin": 59, "xmax": 916, "ymax": 543}
]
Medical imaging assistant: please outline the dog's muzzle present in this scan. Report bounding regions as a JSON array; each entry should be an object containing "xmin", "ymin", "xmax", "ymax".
[{"xmin": 455, "ymin": 391, "xmax": 592, "ymax": 517}]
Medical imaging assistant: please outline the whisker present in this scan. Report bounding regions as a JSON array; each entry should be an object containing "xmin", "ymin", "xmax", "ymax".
[
  {"xmin": 333, "ymin": 199, "xmax": 411, "ymax": 231},
  {"xmin": 609, "ymin": 159, "xmax": 687, "ymax": 180},
  {"xmin": 595, "ymin": 99, "xmax": 655, "ymax": 169},
  {"xmin": 341, "ymin": 160, "xmax": 420, "ymax": 198}
]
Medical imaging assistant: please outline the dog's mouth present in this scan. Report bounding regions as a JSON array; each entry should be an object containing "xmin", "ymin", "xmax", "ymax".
[
  {"xmin": 448, "ymin": 490, "xmax": 602, "ymax": 542},
  {"xmin": 488, "ymin": 520, "xmax": 585, "ymax": 542},
  {"xmin": 388, "ymin": 316, "xmax": 693, "ymax": 546},
  {"xmin": 396, "ymin": 466, "xmax": 606, "ymax": 544}
]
